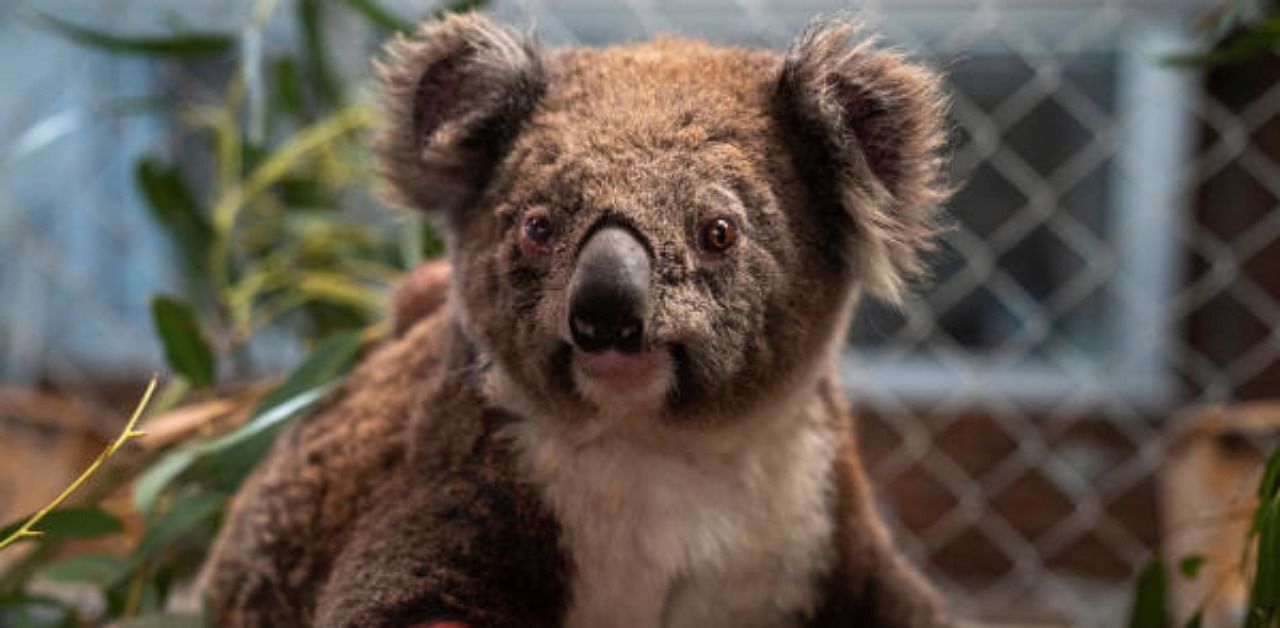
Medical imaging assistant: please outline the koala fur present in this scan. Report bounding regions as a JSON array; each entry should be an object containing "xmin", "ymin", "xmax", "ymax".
[{"xmin": 203, "ymin": 12, "xmax": 952, "ymax": 628}]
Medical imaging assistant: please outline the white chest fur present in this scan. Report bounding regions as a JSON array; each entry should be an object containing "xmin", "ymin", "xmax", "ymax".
[{"xmin": 505, "ymin": 404, "xmax": 837, "ymax": 628}]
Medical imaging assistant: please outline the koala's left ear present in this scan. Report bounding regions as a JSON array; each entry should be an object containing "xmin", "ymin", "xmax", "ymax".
[
  {"xmin": 777, "ymin": 16, "xmax": 951, "ymax": 302},
  {"xmin": 376, "ymin": 13, "xmax": 545, "ymax": 224}
]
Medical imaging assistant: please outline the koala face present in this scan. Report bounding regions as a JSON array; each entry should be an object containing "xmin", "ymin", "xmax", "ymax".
[{"xmin": 378, "ymin": 15, "xmax": 948, "ymax": 425}]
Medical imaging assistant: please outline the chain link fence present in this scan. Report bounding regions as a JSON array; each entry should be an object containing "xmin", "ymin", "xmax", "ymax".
[{"xmin": 2, "ymin": 0, "xmax": 1278, "ymax": 625}]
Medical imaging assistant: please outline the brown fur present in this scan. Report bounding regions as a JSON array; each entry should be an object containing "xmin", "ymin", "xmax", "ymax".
[
  {"xmin": 205, "ymin": 12, "xmax": 952, "ymax": 627},
  {"xmin": 393, "ymin": 259, "xmax": 451, "ymax": 336},
  {"xmin": 203, "ymin": 313, "xmax": 568, "ymax": 627}
]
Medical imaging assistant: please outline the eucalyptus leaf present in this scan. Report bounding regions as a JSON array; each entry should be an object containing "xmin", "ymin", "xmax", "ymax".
[
  {"xmin": 1179, "ymin": 555, "xmax": 1205, "ymax": 580},
  {"xmin": 133, "ymin": 332, "xmax": 361, "ymax": 512},
  {"xmin": 1166, "ymin": 14, "xmax": 1280, "ymax": 67},
  {"xmin": 420, "ymin": 221, "xmax": 446, "ymax": 261},
  {"xmin": 256, "ymin": 331, "xmax": 362, "ymax": 412},
  {"xmin": 298, "ymin": 0, "xmax": 341, "ymax": 107},
  {"xmin": 1245, "ymin": 447, "xmax": 1280, "ymax": 627},
  {"xmin": 0, "ymin": 507, "xmax": 123, "ymax": 546},
  {"xmin": 33, "ymin": 13, "xmax": 233, "ymax": 57},
  {"xmin": 132, "ymin": 450, "xmax": 199, "ymax": 517},
  {"xmin": 274, "ymin": 56, "xmax": 305, "ymax": 120},
  {"xmin": 1250, "ymin": 500, "xmax": 1278, "ymax": 614},
  {"xmin": 137, "ymin": 158, "xmax": 212, "ymax": 279},
  {"xmin": 1127, "ymin": 559, "xmax": 1167, "ymax": 628},
  {"xmin": 107, "ymin": 491, "xmax": 226, "ymax": 589},
  {"xmin": 151, "ymin": 296, "xmax": 216, "ymax": 388},
  {"xmin": 130, "ymin": 491, "xmax": 224, "ymax": 565},
  {"xmin": 201, "ymin": 383, "xmax": 335, "ymax": 487},
  {"xmin": 203, "ymin": 331, "xmax": 363, "ymax": 491},
  {"xmin": 0, "ymin": 594, "xmax": 73, "ymax": 628},
  {"xmin": 296, "ymin": 272, "xmax": 387, "ymax": 313},
  {"xmin": 38, "ymin": 554, "xmax": 127, "ymax": 585},
  {"xmin": 277, "ymin": 175, "xmax": 326, "ymax": 207},
  {"xmin": 132, "ymin": 384, "xmax": 333, "ymax": 514},
  {"xmin": 1259, "ymin": 444, "xmax": 1280, "ymax": 501}
]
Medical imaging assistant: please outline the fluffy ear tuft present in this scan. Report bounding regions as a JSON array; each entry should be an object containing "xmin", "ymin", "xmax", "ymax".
[
  {"xmin": 376, "ymin": 13, "xmax": 545, "ymax": 222},
  {"xmin": 778, "ymin": 15, "xmax": 951, "ymax": 302}
]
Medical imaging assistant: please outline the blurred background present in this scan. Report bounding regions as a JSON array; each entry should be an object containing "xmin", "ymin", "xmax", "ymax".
[{"xmin": 0, "ymin": 0, "xmax": 1278, "ymax": 626}]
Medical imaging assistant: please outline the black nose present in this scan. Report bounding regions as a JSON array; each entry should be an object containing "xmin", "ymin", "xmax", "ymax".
[{"xmin": 568, "ymin": 227, "xmax": 650, "ymax": 353}]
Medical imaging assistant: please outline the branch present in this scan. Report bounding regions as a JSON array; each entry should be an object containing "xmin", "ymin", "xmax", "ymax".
[{"xmin": 0, "ymin": 376, "xmax": 158, "ymax": 551}]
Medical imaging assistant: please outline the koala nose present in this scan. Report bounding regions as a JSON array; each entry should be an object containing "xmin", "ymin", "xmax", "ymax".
[{"xmin": 568, "ymin": 227, "xmax": 650, "ymax": 353}]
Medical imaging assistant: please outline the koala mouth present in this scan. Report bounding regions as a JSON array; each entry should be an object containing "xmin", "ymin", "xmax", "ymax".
[
  {"xmin": 571, "ymin": 344, "xmax": 673, "ymax": 408},
  {"xmin": 576, "ymin": 345, "xmax": 669, "ymax": 380}
]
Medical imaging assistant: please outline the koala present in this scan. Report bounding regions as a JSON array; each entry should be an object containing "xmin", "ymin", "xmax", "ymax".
[{"xmin": 202, "ymin": 11, "xmax": 952, "ymax": 628}]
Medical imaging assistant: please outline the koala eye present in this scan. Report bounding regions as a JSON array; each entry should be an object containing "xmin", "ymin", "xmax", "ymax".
[
  {"xmin": 697, "ymin": 217, "xmax": 738, "ymax": 254},
  {"xmin": 520, "ymin": 208, "xmax": 556, "ymax": 255}
]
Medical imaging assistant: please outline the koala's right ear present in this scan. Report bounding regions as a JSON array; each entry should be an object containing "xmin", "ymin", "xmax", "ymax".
[{"xmin": 376, "ymin": 13, "xmax": 545, "ymax": 223}]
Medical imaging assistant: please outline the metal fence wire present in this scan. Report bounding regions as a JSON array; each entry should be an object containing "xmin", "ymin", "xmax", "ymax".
[{"xmin": 2, "ymin": 0, "xmax": 1279, "ymax": 625}]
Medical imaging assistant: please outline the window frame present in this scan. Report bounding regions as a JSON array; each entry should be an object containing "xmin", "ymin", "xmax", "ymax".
[{"xmin": 842, "ymin": 15, "xmax": 1199, "ymax": 410}]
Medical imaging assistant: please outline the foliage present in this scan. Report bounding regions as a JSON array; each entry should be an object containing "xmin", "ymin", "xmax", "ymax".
[
  {"xmin": 1250, "ymin": 446, "xmax": 1280, "ymax": 627},
  {"xmin": 0, "ymin": 378, "xmax": 151, "ymax": 551},
  {"xmin": 1127, "ymin": 444, "xmax": 1280, "ymax": 628},
  {"xmin": 1129, "ymin": 559, "xmax": 1169, "ymax": 628},
  {"xmin": 0, "ymin": 1, "xmax": 477, "ymax": 625},
  {"xmin": 1168, "ymin": 0, "xmax": 1280, "ymax": 66},
  {"xmin": 1127, "ymin": 2, "xmax": 1280, "ymax": 625}
]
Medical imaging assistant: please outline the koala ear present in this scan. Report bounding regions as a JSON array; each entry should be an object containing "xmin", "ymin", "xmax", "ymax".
[
  {"xmin": 376, "ymin": 13, "xmax": 545, "ymax": 223},
  {"xmin": 777, "ymin": 16, "xmax": 950, "ymax": 302}
]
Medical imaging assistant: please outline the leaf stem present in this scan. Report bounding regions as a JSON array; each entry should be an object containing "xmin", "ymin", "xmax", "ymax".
[{"xmin": 0, "ymin": 376, "xmax": 158, "ymax": 552}]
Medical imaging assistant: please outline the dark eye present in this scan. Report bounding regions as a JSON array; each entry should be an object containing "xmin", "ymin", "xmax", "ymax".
[
  {"xmin": 697, "ymin": 217, "xmax": 738, "ymax": 254},
  {"xmin": 521, "ymin": 209, "xmax": 555, "ymax": 254}
]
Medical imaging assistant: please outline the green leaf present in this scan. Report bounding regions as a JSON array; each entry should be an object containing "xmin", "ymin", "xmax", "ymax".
[
  {"xmin": 341, "ymin": 0, "xmax": 414, "ymax": 33},
  {"xmin": 1249, "ymin": 499, "xmax": 1279, "ymax": 617},
  {"xmin": 203, "ymin": 331, "xmax": 364, "ymax": 490},
  {"xmin": 1246, "ymin": 445, "xmax": 1280, "ymax": 627},
  {"xmin": 0, "ymin": 595, "xmax": 73, "ymax": 628},
  {"xmin": 38, "ymin": 554, "xmax": 127, "ymax": 585},
  {"xmin": 1259, "ymin": 444, "xmax": 1280, "ymax": 501},
  {"xmin": 107, "ymin": 490, "xmax": 225, "ymax": 589},
  {"xmin": 133, "ymin": 332, "xmax": 361, "ymax": 512},
  {"xmin": 130, "ymin": 491, "xmax": 224, "ymax": 565},
  {"xmin": 151, "ymin": 296, "xmax": 216, "ymax": 388},
  {"xmin": 0, "ymin": 507, "xmax": 123, "ymax": 546},
  {"xmin": 298, "ymin": 0, "xmax": 341, "ymax": 107},
  {"xmin": 273, "ymin": 56, "xmax": 305, "ymax": 120},
  {"xmin": 33, "ymin": 13, "xmax": 233, "ymax": 57},
  {"xmin": 133, "ymin": 449, "xmax": 196, "ymax": 517},
  {"xmin": 195, "ymin": 387, "xmax": 333, "ymax": 489},
  {"xmin": 132, "ymin": 384, "xmax": 331, "ymax": 514},
  {"xmin": 1184, "ymin": 611, "xmax": 1203, "ymax": 628},
  {"xmin": 1127, "ymin": 558, "xmax": 1167, "ymax": 628},
  {"xmin": 1179, "ymin": 555, "xmax": 1206, "ymax": 580},
  {"xmin": 1166, "ymin": 14, "xmax": 1280, "ymax": 67},
  {"xmin": 296, "ymin": 272, "xmax": 387, "ymax": 313},
  {"xmin": 421, "ymin": 221, "xmax": 446, "ymax": 260},
  {"xmin": 276, "ymin": 175, "xmax": 327, "ymax": 207},
  {"xmin": 136, "ymin": 158, "xmax": 212, "ymax": 279},
  {"xmin": 257, "ymin": 331, "xmax": 363, "ymax": 412},
  {"xmin": 1205, "ymin": 1, "xmax": 1248, "ymax": 40}
]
